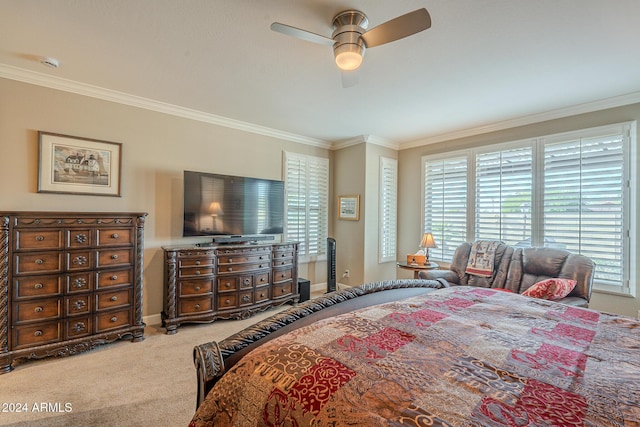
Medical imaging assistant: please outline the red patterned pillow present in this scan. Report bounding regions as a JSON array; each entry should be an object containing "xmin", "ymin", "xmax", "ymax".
[{"xmin": 522, "ymin": 278, "xmax": 577, "ymax": 300}]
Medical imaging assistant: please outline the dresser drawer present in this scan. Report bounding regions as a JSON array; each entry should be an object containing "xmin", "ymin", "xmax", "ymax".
[
  {"xmin": 95, "ymin": 309, "xmax": 131, "ymax": 333},
  {"xmin": 239, "ymin": 291, "xmax": 253, "ymax": 307},
  {"xmin": 13, "ymin": 298, "xmax": 61, "ymax": 323},
  {"xmin": 95, "ymin": 289, "xmax": 131, "ymax": 311},
  {"xmin": 273, "ymin": 249, "xmax": 296, "ymax": 260},
  {"xmin": 15, "ymin": 230, "xmax": 63, "ymax": 251},
  {"xmin": 14, "ymin": 252, "xmax": 63, "ymax": 275},
  {"xmin": 65, "ymin": 316, "xmax": 92, "ymax": 339},
  {"xmin": 178, "ymin": 266, "xmax": 214, "ymax": 278},
  {"xmin": 66, "ymin": 250, "xmax": 93, "ymax": 271},
  {"xmin": 254, "ymin": 287, "xmax": 270, "ymax": 303},
  {"xmin": 14, "ymin": 276, "xmax": 62, "ymax": 299},
  {"xmin": 179, "ymin": 279, "xmax": 213, "ymax": 296},
  {"xmin": 12, "ymin": 321, "xmax": 61, "ymax": 349},
  {"xmin": 66, "ymin": 229, "xmax": 92, "ymax": 248},
  {"xmin": 65, "ymin": 272, "xmax": 93, "ymax": 293},
  {"xmin": 218, "ymin": 262, "xmax": 270, "ymax": 274},
  {"xmin": 217, "ymin": 253, "xmax": 270, "ymax": 265},
  {"xmin": 96, "ymin": 269, "xmax": 132, "ymax": 290},
  {"xmin": 217, "ymin": 277, "xmax": 238, "ymax": 292},
  {"xmin": 273, "ymin": 282, "xmax": 293, "ymax": 298},
  {"xmin": 273, "ymin": 268, "xmax": 293, "ymax": 283},
  {"xmin": 272, "ymin": 257, "xmax": 293, "ymax": 267},
  {"xmin": 179, "ymin": 257, "xmax": 214, "ymax": 268},
  {"xmin": 97, "ymin": 228, "xmax": 133, "ymax": 246},
  {"xmin": 65, "ymin": 294, "xmax": 91, "ymax": 316},
  {"xmin": 97, "ymin": 248, "xmax": 132, "ymax": 268},
  {"xmin": 178, "ymin": 296, "xmax": 212, "ymax": 315},
  {"xmin": 217, "ymin": 293, "xmax": 237, "ymax": 310}
]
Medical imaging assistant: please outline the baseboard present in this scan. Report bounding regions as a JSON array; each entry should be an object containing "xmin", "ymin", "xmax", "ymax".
[
  {"xmin": 311, "ymin": 282, "xmax": 352, "ymax": 293},
  {"xmin": 144, "ymin": 313, "xmax": 163, "ymax": 327}
]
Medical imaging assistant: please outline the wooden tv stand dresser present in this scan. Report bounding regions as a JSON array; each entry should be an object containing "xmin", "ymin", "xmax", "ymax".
[
  {"xmin": 161, "ymin": 241, "xmax": 299, "ymax": 334},
  {"xmin": 0, "ymin": 211, "xmax": 147, "ymax": 373}
]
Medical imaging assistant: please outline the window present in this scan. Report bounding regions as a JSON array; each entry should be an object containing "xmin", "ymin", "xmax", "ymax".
[
  {"xmin": 284, "ymin": 152, "xmax": 329, "ymax": 259},
  {"xmin": 422, "ymin": 122, "xmax": 634, "ymax": 294},
  {"xmin": 379, "ymin": 157, "xmax": 398, "ymax": 262},
  {"xmin": 423, "ymin": 154, "xmax": 468, "ymax": 261}
]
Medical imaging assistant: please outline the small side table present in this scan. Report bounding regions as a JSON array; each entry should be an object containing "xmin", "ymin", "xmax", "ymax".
[{"xmin": 397, "ymin": 261, "xmax": 439, "ymax": 279}]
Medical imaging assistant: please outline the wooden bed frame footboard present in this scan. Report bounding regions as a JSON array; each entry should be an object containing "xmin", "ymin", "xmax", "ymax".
[{"xmin": 193, "ymin": 279, "xmax": 445, "ymax": 409}]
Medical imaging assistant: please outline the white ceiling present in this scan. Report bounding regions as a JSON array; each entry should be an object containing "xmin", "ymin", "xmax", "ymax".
[{"xmin": 2, "ymin": 0, "xmax": 640, "ymax": 149}]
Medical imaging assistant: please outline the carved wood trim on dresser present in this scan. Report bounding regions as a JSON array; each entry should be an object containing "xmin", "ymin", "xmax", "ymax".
[
  {"xmin": 0, "ymin": 212, "xmax": 147, "ymax": 373},
  {"xmin": 162, "ymin": 242, "xmax": 299, "ymax": 334}
]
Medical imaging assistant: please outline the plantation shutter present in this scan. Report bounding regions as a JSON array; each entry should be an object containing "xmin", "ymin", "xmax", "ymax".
[
  {"xmin": 543, "ymin": 128, "xmax": 627, "ymax": 291},
  {"xmin": 379, "ymin": 157, "xmax": 398, "ymax": 262},
  {"xmin": 475, "ymin": 146, "xmax": 533, "ymax": 245},
  {"xmin": 284, "ymin": 152, "xmax": 329, "ymax": 258},
  {"xmin": 423, "ymin": 155, "xmax": 468, "ymax": 261}
]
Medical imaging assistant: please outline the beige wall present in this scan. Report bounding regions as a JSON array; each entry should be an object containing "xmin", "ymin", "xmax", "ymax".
[
  {"xmin": 0, "ymin": 78, "xmax": 331, "ymax": 321},
  {"xmin": 398, "ymin": 103, "xmax": 640, "ymax": 317},
  {"xmin": 333, "ymin": 143, "xmax": 366, "ymax": 286}
]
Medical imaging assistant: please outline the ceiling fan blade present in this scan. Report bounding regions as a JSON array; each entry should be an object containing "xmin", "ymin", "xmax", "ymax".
[
  {"xmin": 361, "ymin": 8, "xmax": 431, "ymax": 48},
  {"xmin": 270, "ymin": 22, "xmax": 335, "ymax": 46}
]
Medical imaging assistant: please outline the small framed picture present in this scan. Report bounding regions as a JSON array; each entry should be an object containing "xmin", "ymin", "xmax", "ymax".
[
  {"xmin": 38, "ymin": 132, "xmax": 122, "ymax": 197},
  {"xmin": 338, "ymin": 195, "xmax": 360, "ymax": 220}
]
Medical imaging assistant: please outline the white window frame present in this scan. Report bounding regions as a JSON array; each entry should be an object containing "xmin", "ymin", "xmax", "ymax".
[
  {"xmin": 422, "ymin": 122, "xmax": 635, "ymax": 296},
  {"xmin": 379, "ymin": 156, "xmax": 398, "ymax": 263},
  {"xmin": 283, "ymin": 152, "xmax": 329, "ymax": 262}
]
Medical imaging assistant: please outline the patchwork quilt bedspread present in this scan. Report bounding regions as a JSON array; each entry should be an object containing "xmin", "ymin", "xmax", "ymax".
[{"xmin": 190, "ymin": 286, "xmax": 640, "ymax": 426}]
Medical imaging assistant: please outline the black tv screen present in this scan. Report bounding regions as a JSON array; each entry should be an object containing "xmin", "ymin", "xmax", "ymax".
[{"xmin": 183, "ymin": 170, "xmax": 284, "ymax": 237}]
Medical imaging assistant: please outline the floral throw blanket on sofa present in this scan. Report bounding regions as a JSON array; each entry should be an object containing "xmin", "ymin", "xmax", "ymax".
[{"xmin": 190, "ymin": 287, "xmax": 640, "ymax": 427}]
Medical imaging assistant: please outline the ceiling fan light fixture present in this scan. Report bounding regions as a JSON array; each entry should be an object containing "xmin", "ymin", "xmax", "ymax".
[{"xmin": 334, "ymin": 43, "xmax": 364, "ymax": 71}]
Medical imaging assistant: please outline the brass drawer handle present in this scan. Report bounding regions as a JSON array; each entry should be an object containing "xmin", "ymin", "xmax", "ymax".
[
  {"xmin": 111, "ymin": 254, "xmax": 119, "ymax": 260},
  {"xmin": 227, "ymin": 267, "xmax": 233, "ymax": 272},
  {"xmin": 194, "ymin": 286, "xmax": 201, "ymax": 291},
  {"xmin": 110, "ymin": 316, "xmax": 118, "ymax": 322},
  {"xmin": 35, "ymin": 259, "xmax": 44, "ymax": 265},
  {"xmin": 194, "ymin": 304, "xmax": 200, "ymax": 309},
  {"xmin": 110, "ymin": 296, "xmax": 118, "ymax": 302},
  {"xmin": 34, "ymin": 306, "xmax": 44, "ymax": 313},
  {"xmin": 224, "ymin": 299, "xmax": 230, "ymax": 304},
  {"xmin": 225, "ymin": 282, "xmax": 231, "ymax": 288},
  {"xmin": 195, "ymin": 270, "xmax": 201, "ymax": 275},
  {"xmin": 228, "ymin": 258, "xmax": 233, "ymax": 263},
  {"xmin": 242, "ymin": 295, "xmax": 250, "ymax": 302},
  {"xmin": 195, "ymin": 260, "xmax": 201, "ymax": 265},
  {"xmin": 34, "ymin": 283, "xmax": 44, "ymax": 289},
  {"xmin": 36, "ymin": 235, "xmax": 44, "ymax": 241},
  {"xmin": 281, "ymin": 273, "xmax": 286, "ymax": 278},
  {"xmin": 244, "ymin": 279, "xmax": 251, "ymax": 286},
  {"xmin": 34, "ymin": 330, "xmax": 43, "ymax": 337},
  {"xmin": 281, "ymin": 288, "xmax": 286, "ymax": 293},
  {"xmin": 259, "ymin": 292, "xmax": 265, "ymax": 298},
  {"xmin": 260, "ymin": 277, "xmax": 265, "ymax": 282},
  {"xmin": 111, "ymin": 233, "xmax": 119, "ymax": 239},
  {"xmin": 111, "ymin": 275, "xmax": 118, "ymax": 280}
]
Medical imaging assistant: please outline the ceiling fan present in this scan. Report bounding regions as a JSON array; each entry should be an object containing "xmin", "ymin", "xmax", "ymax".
[{"xmin": 270, "ymin": 8, "xmax": 432, "ymax": 77}]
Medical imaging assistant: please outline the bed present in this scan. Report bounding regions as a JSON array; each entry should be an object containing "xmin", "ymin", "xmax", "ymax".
[{"xmin": 190, "ymin": 279, "xmax": 640, "ymax": 426}]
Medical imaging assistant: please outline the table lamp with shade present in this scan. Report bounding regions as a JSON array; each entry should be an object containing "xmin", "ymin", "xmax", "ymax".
[{"xmin": 420, "ymin": 232, "xmax": 437, "ymax": 262}]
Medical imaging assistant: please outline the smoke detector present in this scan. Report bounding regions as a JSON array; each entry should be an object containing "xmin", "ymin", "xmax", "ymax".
[{"xmin": 40, "ymin": 57, "xmax": 60, "ymax": 68}]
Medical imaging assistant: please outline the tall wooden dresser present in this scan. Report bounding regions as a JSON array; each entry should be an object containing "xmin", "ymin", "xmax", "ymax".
[
  {"xmin": 162, "ymin": 242, "xmax": 298, "ymax": 333},
  {"xmin": 0, "ymin": 211, "xmax": 147, "ymax": 373}
]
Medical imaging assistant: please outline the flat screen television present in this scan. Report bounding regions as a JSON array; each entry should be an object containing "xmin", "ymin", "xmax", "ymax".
[{"xmin": 183, "ymin": 170, "xmax": 285, "ymax": 239}]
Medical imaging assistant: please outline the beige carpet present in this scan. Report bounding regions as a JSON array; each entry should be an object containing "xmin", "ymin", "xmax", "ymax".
[{"xmin": 0, "ymin": 306, "xmax": 289, "ymax": 427}]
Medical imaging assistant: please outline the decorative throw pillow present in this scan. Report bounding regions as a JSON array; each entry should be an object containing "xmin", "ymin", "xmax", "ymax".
[{"xmin": 522, "ymin": 278, "xmax": 577, "ymax": 300}]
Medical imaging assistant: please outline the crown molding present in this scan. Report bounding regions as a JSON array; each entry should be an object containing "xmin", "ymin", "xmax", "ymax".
[
  {"xmin": 0, "ymin": 64, "xmax": 332, "ymax": 149},
  {"xmin": 399, "ymin": 91, "xmax": 640, "ymax": 150},
  {"xmin": 331, "ymin": 134, "xmax": 399, "ymax": 150}
]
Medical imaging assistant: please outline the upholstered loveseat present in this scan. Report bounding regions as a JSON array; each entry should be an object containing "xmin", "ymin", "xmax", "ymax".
[{"xmin": 418, "ymin": 241, "xmax": 595, "ymax": 307}]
